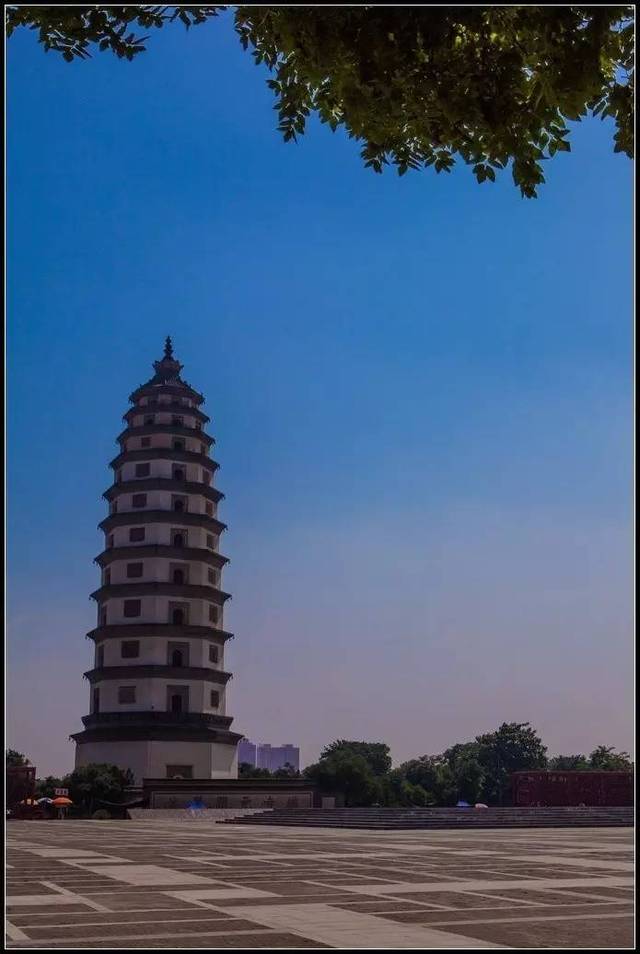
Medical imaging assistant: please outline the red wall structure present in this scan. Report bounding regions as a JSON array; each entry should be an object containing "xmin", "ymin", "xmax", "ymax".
[
  {"xmin": 512, "ymin": 771, "xmax": 633, "ymax": 807},
  {"xmin": 6, "ymin": 765, "xmax": 36, "ymax": 807}
]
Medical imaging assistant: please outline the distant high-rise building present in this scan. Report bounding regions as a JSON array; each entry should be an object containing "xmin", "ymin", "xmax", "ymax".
[
  {"xmin": 241, "ymin": 741, "xmax": 299, "ymax": 772},
  {"xmin": 256, "ymin": 743, "xmax": 273, "ymax": 770},
  {"xmin": 276, "ymin": 744, "xmax": 299, "ymax": 772},
  {"xmin": 238, "ymin": 740, "xmax": 257, "ymax": 767}
]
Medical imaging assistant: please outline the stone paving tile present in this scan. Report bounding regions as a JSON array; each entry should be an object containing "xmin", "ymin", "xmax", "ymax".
[
  {"xmin": 7, "ymin": 903, "xmax": 93, "ymax": 915},
  {"xmin": 7, "ymin": 910, "xmax": 240, "ymax": 927},
  {"xmin": 21, "ymin": 917, "xmax": 272, "ymax": 941},
  {"xmin": 377, "ymin": 902, "xmax": 633, "ymax": 925},
  {"xmin": 434, "ymin": 914, "xmax": 634, "ymax": 948},
  {"xmin": 93, "ymin": 892, "xmax": 216, "ymax": 910},
  {"xmin": 10, "ymin": 931, "xmax": 328, "ymax": 948},
  {"xmin": 391, "ymin": 890, "xmax": 532, "ymax": 908},
  {"xmin": 554, "ymin": 885, "xmax": 634, "ymax": 898},
  {"xmin": 475, "ymin": 887, "xmax": 630, "ymax": 905}
]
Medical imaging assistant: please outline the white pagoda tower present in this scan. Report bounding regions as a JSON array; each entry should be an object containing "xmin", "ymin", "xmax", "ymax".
[{"xmin": 72, "ymin": 338, "xmax": 241, "ymax": 783}]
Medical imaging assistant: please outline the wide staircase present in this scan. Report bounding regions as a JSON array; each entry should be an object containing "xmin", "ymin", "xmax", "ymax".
[{"xmin": 223, "ymin": 805, "xmax": 633, "ymax": 830}]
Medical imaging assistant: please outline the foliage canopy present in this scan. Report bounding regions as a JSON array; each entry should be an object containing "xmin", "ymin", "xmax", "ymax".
[{"xmin": 6, "ymin": 5, "xmax": 634, "ymax": 196}]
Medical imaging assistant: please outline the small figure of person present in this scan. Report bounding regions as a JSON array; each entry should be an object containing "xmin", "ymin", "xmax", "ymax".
[{"xmin": 188, "ymin": 796, "xmax": 204, "ymax": 818}]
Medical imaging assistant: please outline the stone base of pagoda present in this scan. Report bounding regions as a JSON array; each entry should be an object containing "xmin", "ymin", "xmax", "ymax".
[{"xmin": 74, "ymin": 736, "xmax": 239, "ymax": 785}]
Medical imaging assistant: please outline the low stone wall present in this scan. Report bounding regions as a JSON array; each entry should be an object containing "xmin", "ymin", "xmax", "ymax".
[{"xmin": 128, "ymin": 807, "xmax": 271, "ymax": 822}]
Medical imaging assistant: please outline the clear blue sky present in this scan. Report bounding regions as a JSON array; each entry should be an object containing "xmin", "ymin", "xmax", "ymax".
[{"xmin": 7, "ymin": 13, "xmax": 633, "ymax": 776}]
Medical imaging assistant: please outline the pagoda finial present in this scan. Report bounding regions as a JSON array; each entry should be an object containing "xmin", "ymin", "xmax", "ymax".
[{"xmin": 164, "ymin": 335, "xmax": 173, "ymax": 359}]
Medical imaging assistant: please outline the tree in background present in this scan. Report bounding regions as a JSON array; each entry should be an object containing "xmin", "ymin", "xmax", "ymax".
[
  {"xmin": 35, "ymin": 776, "xmax": 64, "ymax": 798},
  {"xmin": 588, "ymin": 746, "xmax": 633, "ymax": 771},
  {"xmin": 548, "ymin": 748, "xmax": 633, "ymax": 772},
  {"xmin": 238, "ymin": 761, "xmax": 300, "ymax": 779},
  {"xmin": 548, "ymin": 754, "xmax": 591, "ymax": 771},
  {"xmin": 273, "ymin": 762, "xmax": 301, "ymax": 779},
  {"xmin": 64, "ymin": 763, "xmax": 134, "ymax": 816},
  {"xmin": 6, "ymin": 749, "xmax": 30, "ymax": 767},
  {"xmin": 319, "ymin": 740, "xmax": 392, "ymax": 776},
  {"xmin": 6, "ymin": 6, "xmax": 633, "ymax": 197},
  {"xmin": 442, "ymin": 746, "xmax": 486, "ymax": 805},
  {"xmin": 305, "ymin": 752, "xmax": 381, "ymax": 807},
  {"xmin": 238, "ymin": 762, "xmax": 273, "ymax": 779},
  {"xmin": 381, "ymin": 767, "xmax": 433, "ymax": 807},
  {"xmin": 475, "ymin": 722, "xmax": 548, "ymax": 805}
]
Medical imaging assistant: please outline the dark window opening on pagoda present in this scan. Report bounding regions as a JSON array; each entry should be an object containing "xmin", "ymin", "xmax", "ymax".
[
  {"xmin": 92, "ymin": 688, "xmax": 100, "ymax": 713},
  {"xmin": 172, "ymin": 416, "xmax": 184, "ymax": 427},
  {"xmin": 205, "ymin": 502, "xmax": 213, "ymax": 516},
  {"xmin": 132, "ymin": 493, "xmax": 147, "ymax": 508},
  {"xmin": 123, "ymin": 599, "xmax": 141, "ymax": 618},
  {"xmin": 121, "ymin": 640, "xmax": 140, "ymax": 659},
  {"xmin": 210, "ymin": 690, "xmax": 220, "ymax": 708},
  {"xmin": 99, "ymin": 607, "xmax": 107, "ymax": 626},
  {"xmin": 209, "ymin": 605, "xmax": 218, "ymax": 624},
  {"xmin": 107, "ymin": 534, "xmax": 114, "ymax": 549},
  {"xmin": 195, "ymin": 421, "xmax": 202, "ymax": 431},
  {"xmin": 172, "ymin": 608, "xmax": 184, "ymax": 625},
  {"xmin": 173, "ymin": 439, "xmax": 185, "ymax": 451},
  {"xmin": 135, "ymin": 463, "xmax": 151, "ymax": 478},
  {"xmin": 110, "ymin": 501, "xmax": 118, "ymax": 515},
  {"xmin": 173, "ymin": 568, "xmax": 185, "ymax": 585},
  {"xmin": 203, "ymin": 471, "xmax": 211, "ymax": 485},
  {"xmin": 206, "ymin": 534, "xmax": 215, "ymax": 549},
  {"xmin": 173, "ymin": 467, "xmax": 185, "ymax": 481},
  {"xmin": 140, "ymin": 437, "xmax": 151, "ymax": 447},
  {"xmin": 116, "ymin": 470, "xmax": 123, "ymax": 483},
  {"xmin": 172, "ymin": 530, "xmax": 186, "ymax": 547},
  {"xmin": 96, "ymin": 645, "xmax": 104, "ymax": 668},
  {"xmin": 209, "ymin": 645, "xmax": 218, "ymax": 664},
  {"xmin": 172, "ymin": 496, "xmax": 187, "ymax": 512},
  {"xmin": 127, "ymin": 562, "xmax": 143, "ymax": 579},
  {"xmin": 118, "ymin": 686, "xmax": 136, "ymax": 704},
  {"xmin": 144, "ymin": 415, "xmax": 154, "ymax": 425},
  {"xmin": 129, "ymin": 527, "xmax": 145, "ymax": 542},
  {"xmin": 166, "ymin": 764, "xmax": 193, "ymax": 779},
  {"xmin": 168, "ymin": 641, "xmax": 189, "ymax": 666},
  {"xmin": 169, "ymin": 691, "xmax": 187, "ymax": 714},
  {"xmin": 104, "ymin": 569, "xmax": 111, "ymax": 585}
]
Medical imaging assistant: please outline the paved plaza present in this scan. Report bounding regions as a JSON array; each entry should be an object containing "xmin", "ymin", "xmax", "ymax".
[{"xmin": 6, "ymin": 820, "xmax": 634, "ymax": 949}]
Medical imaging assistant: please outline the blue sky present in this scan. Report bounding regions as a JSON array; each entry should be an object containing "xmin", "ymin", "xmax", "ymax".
[{"xmin": 7, "ymin": 13, "xmax": 633, "ymax": 776}]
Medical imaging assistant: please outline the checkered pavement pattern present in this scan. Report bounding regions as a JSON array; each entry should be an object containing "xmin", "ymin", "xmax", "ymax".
[{"xmin": 6, "ymin": 820, "xmax": 634, "ymax": 949}]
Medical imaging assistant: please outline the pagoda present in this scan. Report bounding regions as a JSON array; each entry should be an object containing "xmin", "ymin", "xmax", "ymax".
[{"xmin": 72, "ymin": 338, "xmax": 242, "ymax": 783}]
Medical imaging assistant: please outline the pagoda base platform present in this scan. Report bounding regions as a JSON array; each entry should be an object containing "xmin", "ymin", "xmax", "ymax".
[{"xmin": 74, "ymin": 737, "xmax": 238, "ymax": 785}]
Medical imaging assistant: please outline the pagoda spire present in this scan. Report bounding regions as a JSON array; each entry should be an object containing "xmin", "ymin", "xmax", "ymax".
[{"xmin": 149, "ymin": 335, "xmax": 184, "ymax": 385}]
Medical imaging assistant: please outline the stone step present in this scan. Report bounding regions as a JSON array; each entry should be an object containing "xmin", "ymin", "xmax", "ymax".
[{"xmin": 224, "ymin": 805, "xmax": 633, "ymax": 830}]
